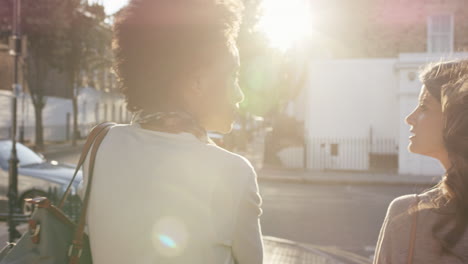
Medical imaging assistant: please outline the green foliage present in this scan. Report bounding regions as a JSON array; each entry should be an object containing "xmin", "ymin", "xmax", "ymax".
[
  {"xmin": 60, "ymin": 0, "xmax": 111, "ymax": 88},
  {"xmin": 0, "ymin": 0, "xmax": 110, "ymax": 148},
  {"xmin": 237, "ymin": 0, "xmax": 309, "ymax": 118}
]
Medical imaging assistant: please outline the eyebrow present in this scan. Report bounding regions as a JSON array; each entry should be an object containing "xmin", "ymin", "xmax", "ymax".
[{"xmin": 420, "ymin": 93, "xmax": 439, "ymax": 106}]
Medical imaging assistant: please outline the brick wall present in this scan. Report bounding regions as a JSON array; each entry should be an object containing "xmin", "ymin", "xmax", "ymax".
[{"xmin": 310, "ymin": 0, "xmax": 468, "ymax": 58}]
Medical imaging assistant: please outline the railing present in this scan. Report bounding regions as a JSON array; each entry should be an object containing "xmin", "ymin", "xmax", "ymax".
[
  {"xmin": 272, "ymin": 137, "xmax": 398, "ymax": 172},
  {"xmin": 0, "ymin": 122, "xmax": 106, "ymax": 143},
  {"xmin": 0, "ymin": 187, "xmax": 82, "ymax": 223}
]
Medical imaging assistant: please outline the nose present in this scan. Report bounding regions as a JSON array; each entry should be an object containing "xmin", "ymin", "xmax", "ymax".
[{"xmin": 405, "ymin": 109, "xmax": 416, "ymax": 126}]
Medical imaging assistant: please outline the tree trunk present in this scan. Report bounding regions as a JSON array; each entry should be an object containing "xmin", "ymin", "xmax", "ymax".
[
  {"xmin": 33, "ymin": 103, "xmax": 44, "ymax": 152},
  {"xmin": 72, "ymin": 92, "xmax": 78, "ymax": 146}
]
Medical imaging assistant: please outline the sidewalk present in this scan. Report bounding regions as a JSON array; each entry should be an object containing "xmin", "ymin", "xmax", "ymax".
[
  {"xmin": 264, "ymin": 236, "xmax": 371, "ymax": 264},
  {"xmin": 258, "ymin": 168, "xmax": 441, "ymax": 186},
  {"xmin": 0, "ymin": 222, "xmax": 27, "ymax": 249}
]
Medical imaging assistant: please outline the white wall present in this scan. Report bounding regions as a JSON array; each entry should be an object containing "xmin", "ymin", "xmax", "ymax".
[
  {"xmin": 304, "ymin": 59, "xmax": 399, "ymax": 170},
  {"xmin": 306, "ymin": 59, "xmax": 399, "ymax": 138},
  {"xmin": 302, "ymin": 53, "xmax": 468, "ymax": 176},
  {"xmin": 0, "ymin": 87, "xmax": 128, "ymax": 142}
]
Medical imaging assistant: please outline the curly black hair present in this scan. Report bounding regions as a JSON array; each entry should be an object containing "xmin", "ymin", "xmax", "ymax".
[{"xmin": 113, "ymin": 0, "xmax": 244, "ymax": 113}]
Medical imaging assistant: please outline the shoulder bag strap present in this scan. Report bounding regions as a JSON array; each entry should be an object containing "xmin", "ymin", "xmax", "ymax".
[
  {"xmin": 68, "ymin": 123, "xmax": 115, "ymax": 264},
  {"xmin": 407, "ymin": 194, "xmax": 420, "ymax": 264},
  {"xmin": 58, "ymin": 122, "xmax": 116, "ymax": 209}
]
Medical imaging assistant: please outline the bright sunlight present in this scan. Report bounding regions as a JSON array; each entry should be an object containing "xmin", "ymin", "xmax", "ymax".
[{"xmin": 257, "ymin": 0, "xmax": 312, "ymax": 52}]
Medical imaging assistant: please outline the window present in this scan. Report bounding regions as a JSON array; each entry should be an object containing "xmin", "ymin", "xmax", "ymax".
[
  {"xmin": 427, "ymin": 14, "xmax": 454, "ymax": 53},
  {"xmin": 0, "ymin": 141, "xmax": 44, "ymax": 169},
  {"xmin": 330, "ymin": 144, "xmax": 339, "ymax": 156}
]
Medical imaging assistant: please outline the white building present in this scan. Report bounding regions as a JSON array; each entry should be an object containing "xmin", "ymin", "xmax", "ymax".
[
  {"xmin": 276, "ymin": 0, "xmax": 468, "ymax": 176},
  {"xmin": 283, "ymin": 53, "xmax": 466, "ymax": 176},
  {"xmin": 0, "ymin": 87, "xmax": 130, "ymax": 142}
]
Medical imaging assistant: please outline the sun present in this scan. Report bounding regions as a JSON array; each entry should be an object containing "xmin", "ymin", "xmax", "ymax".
[{"xmin": 257, "ymin": 0, "xmax": 312, "ymax": 52}]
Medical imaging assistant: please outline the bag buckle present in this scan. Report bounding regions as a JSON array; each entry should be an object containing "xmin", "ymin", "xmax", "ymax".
[
  {"xmin": 28, "ymin": 220, "xmax": 41, "ymax": 244},
  {"xmin": 68, "ymin": 244, "xmax": 83, "ymax": 258}
]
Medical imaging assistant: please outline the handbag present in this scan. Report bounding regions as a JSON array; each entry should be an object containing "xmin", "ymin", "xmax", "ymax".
[
  {"xmin": 0, "ymin": 122, "xmax": 116, "ymax": 264},
  {"xmin": 407, "ymin": 194, "xmax": 420, "ymax": 264}
]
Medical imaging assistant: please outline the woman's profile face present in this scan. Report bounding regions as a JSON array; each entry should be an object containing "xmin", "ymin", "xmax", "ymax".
[
  {"xmin": 405, "ymin": 86, "xmax": 447, "ymax": 159},
  {"xmin": 190, "ymin": 46, "xmax": 244, "ymax": 134}
]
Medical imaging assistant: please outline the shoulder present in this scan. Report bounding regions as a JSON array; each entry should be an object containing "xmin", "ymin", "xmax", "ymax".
[
  {"xmin": 384, "ymin": 194, "xmax": 419, "ymax": 229},
  {"xmin": 203, "ymin": 145, "xmax": 258, "ymax": 190},
  {"xmin": 95, "ymin": 124, "xmax": 132, "ymax": 147},
  {"xmin": 206, "ymin": 144, "xmax": 256, "ymax": 176},
  {"xmin": 417, "ymin": 188, "xmax": 441, "ymax": 203},
  {"xmin": 387, "ymin": 194, "xmax": 418, "ymax": 217}
]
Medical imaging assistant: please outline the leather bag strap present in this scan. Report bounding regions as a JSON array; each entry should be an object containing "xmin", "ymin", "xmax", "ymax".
[
  {"xmin": 59, "ymin": 122, "xmax": 116, "ymax": 208},
  {"xmin": 407, "ymin": 194, "xmax": 420, "ymax": 264},
  {"xmin": 68, "ymin": 123, "xmax": 115, "ymax": 264}
]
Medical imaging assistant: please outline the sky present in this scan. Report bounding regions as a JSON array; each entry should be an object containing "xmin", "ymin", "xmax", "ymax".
[{"xmin": 100, "ymin": 0, "xmax": 129, "ymax": 15}]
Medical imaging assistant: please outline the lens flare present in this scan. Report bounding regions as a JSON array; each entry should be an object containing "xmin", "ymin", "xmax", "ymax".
[
  {"xmin": 158, "ymin": 235, "xmax": 177, "ymax": 249},
  {"xmin": 257, "ymin": 0, "xmax": 312, "ymax": 52},
  {"xmin": 152, "ymin": 216, "xmax": 188, "ymax": 257}
]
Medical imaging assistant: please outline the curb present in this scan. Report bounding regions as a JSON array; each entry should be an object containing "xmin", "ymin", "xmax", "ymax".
[
  {"xmin": 41, "ymin": 141, "xmax": 85, "ymax": 156},
  {"xmin": 257, "ymin": 173, "xmax": 439, "ymax": 187},
  {"xmin": 43, "ymin": 144, "xmax": 84, "ymax": 156}
]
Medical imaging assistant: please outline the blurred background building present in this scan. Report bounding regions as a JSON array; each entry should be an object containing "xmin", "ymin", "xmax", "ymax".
[
  {"xmin": 0, "ymin": 0, "xmax": 130, "ymax": 146},
  {"xmin": 276, "ymin": 0, "xmax": 468, "ymax": 176}
]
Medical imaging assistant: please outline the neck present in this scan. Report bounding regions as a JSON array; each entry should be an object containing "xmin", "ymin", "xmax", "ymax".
[{"xmin": 438, "ymin": 153, "xmax": 452, "ymax": 171}]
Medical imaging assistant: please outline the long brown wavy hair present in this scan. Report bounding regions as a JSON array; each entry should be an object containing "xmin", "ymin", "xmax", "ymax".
[{"xmin": 420, "ymin": 60, "xmax": 468, "ymax": 257}]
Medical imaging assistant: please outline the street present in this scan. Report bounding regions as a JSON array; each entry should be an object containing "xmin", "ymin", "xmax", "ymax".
[
  {"xmin": 260, "ymin": 181, "xmax": 424, "ymax": 258},
  {"xmin": 1, "ymin": 147, "xmax": 427, "ymax": 260}
]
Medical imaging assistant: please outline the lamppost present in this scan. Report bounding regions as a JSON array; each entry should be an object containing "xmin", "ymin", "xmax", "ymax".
[{"xmin": 8, "ymin": 0, "xmax": 22, "ymax": 242}]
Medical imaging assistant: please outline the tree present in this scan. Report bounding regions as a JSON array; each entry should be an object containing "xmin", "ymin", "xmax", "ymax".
[
  {"xmin": 20, "ymin": 0, "xmax": 73, "ymax": 151},
  {"xmin": 238, "ymin": 0, "xmax": 308, "ymax": 119},
  {"xmin": 60, "ymin": 0, "xmax": 109, "ymax": 146}
]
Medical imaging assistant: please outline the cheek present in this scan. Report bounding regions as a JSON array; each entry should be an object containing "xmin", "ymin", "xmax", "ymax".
[
  {"xmin": 411, "ymin": 112, "xmax": 445, "ymax": 153},
  {"xmin": 200, "ymin": 84, "xmax": 233, "ymax": 124}
]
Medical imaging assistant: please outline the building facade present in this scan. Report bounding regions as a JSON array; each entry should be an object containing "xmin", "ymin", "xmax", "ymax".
[{"xmin": 284, "ymin": 0, "xmax": 468, "ymax": 176}]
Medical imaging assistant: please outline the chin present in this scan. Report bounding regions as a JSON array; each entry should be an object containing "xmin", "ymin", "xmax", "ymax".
[
  {"xmin": 218, "ymin": 123, "xmax": 233, "ymax": 134},
  {"xmin": 211, "ymin": 121, "xmax": 233, "ymax": 134},
  {"xmin": 408, "ymin": 143, "xmax": 419, "ymax": 154}
]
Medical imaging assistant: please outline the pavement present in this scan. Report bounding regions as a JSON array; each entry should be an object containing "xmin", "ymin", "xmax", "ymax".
[
  {"xmin": 264, "ymin": 236, "xmax": 371, "ymax": 264},
  {"xmin": 0, "ymin": 224, "xmax": 369, "ymax": 264},
  {"xmin": 258, "ymin": 168, "xmax": 441, "ymax": 187},
  {"xmin": 0, "ymin": 222, "xmax": 27, "ymax": 249}
]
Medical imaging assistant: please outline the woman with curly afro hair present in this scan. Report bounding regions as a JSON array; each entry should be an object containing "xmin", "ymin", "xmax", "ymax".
[{"xmin": 80, "ymin": 1, "xmax": 263, "ymax": 263}]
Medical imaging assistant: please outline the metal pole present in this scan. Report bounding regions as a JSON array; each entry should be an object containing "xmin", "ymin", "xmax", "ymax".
[{"xmin": 8, "ymin": 0, "xmax": 21, "ymax": 242}]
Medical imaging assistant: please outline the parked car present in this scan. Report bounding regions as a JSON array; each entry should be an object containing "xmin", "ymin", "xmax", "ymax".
[{"xmin": 0, "ymin": 140, "xmax": 81, "ymax": 216}]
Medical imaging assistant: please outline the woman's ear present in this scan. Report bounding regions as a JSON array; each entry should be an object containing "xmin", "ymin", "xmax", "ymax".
[
  {"xmin": 180, "ymin": 74, "xmax": 203, "ymax": 109},
  {"xmin": 187, "ymin": 70, "xmax": 206, "ymax": 97},
  {"xmin": 192, "ymin": 77, "xmax": 204, "ymax": 96}
]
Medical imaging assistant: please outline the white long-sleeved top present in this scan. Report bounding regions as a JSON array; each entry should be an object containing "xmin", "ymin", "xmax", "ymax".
[{"xmin": 79, "ymin": 124, "xmax": 263, "ymax": 264}]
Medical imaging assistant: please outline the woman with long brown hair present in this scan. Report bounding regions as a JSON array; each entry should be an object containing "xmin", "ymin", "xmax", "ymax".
[{"xmin": 374, "ymin": 60, "xmax": 468, "ymax": 263}]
